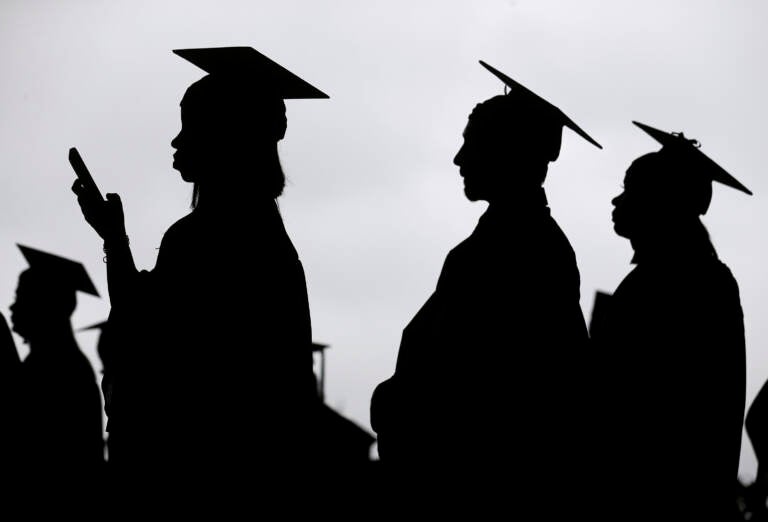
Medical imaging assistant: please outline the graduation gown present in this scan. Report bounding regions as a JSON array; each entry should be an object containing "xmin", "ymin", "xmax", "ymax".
[
  {"xmin": 747, "ymin": 379, "xmax": 768, "ymax": 475},
  {"xmin": 16, "ymin": 343, "xmax": 104, "ymax": 473},
  {"xmin": 372, "ymin": 189, "xmax": 589, "ymax": 488},
  {"xmin": 592, "ymin": 237, "xmax": 746, "ymax": 519},
  {"xmin": 107, "ymin": 201, "xmax": 315, "ymax": 477}
]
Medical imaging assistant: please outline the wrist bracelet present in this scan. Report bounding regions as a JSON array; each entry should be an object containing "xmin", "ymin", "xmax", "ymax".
[{"xmin": 103, "ymin": 236, "xmax": 130, "ymax": 263}]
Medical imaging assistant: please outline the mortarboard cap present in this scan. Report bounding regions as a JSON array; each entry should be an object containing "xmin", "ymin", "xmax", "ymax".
[
  {"xmin": 479, "ymin": 60, "xmax": 602, "ymax": 150},
  {"xmin": 632, "ymin": 121, "xmax": 752, "ymax": 196},
  {"xmin": 173, "ymin": 47, "xmax": 329, "ymax": 99},
  {"xmin": 18, "ymin": 245, "xmax": 99, "ymax": 297},
  {"xmin": 78, "ymin": 320, "xmax": 108, "ymax": 332}
]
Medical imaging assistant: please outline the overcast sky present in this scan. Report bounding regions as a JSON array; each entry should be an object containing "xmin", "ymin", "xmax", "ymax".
[{"xmin": 2, "ymin": 0, "xmax": 766, "ymax": 479}]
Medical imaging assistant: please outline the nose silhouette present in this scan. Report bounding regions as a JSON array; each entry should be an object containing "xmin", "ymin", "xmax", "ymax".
[
  {"xmin": 171, "ymin": 132, "xmax": 181, "ymax": 150},
  {"xmin": 612, "ymin": 192, "xmax": 624, "ymax": 207},
  {"xmin": 453, "ymin": 145, "xmax": 464, "ymax": 167}
]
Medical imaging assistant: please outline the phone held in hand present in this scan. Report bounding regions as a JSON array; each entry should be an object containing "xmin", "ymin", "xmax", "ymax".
[{"xmin": 69, "ymin": 147, "xmax": 105, "ymax": 202}]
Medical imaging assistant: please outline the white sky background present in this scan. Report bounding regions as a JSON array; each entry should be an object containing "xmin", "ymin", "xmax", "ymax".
[{"xmin": 1, "ymin": 0, "xmax": 766, "ymax": 479}]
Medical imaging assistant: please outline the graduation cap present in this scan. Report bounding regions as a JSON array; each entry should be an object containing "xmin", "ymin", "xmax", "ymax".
[
  {"xmin": 77, "ymin": 320, "xmax": 113, "ymax": 368},
  {"xmin": 77, "ymin": 320, "xmax": 108, "ymax": 332},
  {"xmin": 173, "ymin": 47, "xmax": 328, "ymax": 99},
  {"xmin": 633, "ymin": 121, "xmax": 752, "ymax": 196},
  {"xmin": 18, "ymin": 245, "xmax": 99, "ymax": 297},
  {"xmin": 479, "ymin": 60, "xmax": 602, "ymax": 150},
  {"xmin": 312, "ymin": 342, "xmax": 329, "ymax": 352}
]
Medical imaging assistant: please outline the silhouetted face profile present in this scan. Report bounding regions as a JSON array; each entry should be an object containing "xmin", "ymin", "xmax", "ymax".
[
  {"xmin": 611, "ymin": 151, "xmax": 712, "ymax": 241},
  {"xmin": 614, "ymin": 122, "xmax": 752, "ymax": 242},
  {"xmin": 169, "ymin": 47, "xmax": 328, "ymax": 205},
  {"xmin": 10, "ymin": 246, "xmax": 97, "ymax": 344},
  {"xmin": 171, "ymin": 75, "xmax": 288, "ymax": 198},
  {"xmin": 453, "ymin": 95, "xmax": 563, "ymax": 202},
  {"xmin": 10, "ymin": 270, "xmax": 76, "ymax": 343},
  {"xmin": 452, "ymin": 62, "xmax": 601, "ymax": 203}
]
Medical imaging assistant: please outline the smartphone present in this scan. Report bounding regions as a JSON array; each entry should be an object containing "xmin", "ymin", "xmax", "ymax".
[{"xmin": 68, "ymin": 147, "xmax": 104, "ymax": 202}]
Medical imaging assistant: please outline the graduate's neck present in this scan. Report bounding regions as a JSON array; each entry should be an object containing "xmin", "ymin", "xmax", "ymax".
[
  {"xmin": 487, "ymin": 185, "xmax": 548, "ymax": 212},
  {"xmin": 630, "ymin": 217, "xmax": 715, "ymax": 263},
  {"xmin": 28, "ymin": 318, "xmax": 78, "ymax": 355},
  {"xmin": 194, "ymin": 181, "xmax": 277, "ymax": 214}
]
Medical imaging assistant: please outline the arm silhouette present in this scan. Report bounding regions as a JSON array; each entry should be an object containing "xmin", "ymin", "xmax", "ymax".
[{"xmin": 71, "ymin": 182, "xmax": 138, "ymax": 305}]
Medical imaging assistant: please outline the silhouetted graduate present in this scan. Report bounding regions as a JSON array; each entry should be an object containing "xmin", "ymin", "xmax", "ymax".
[
  {"xmin": 79, "ymin": 321, "xmax": 112, "ymax": 409},
  {"xmin": 744, "ymin": 379, "xmax": 768, "ymax": 520},
  {"xmin": 748, "ymin": 381, "xmax": 768, "ymax": 478},
  {"xmin": 79, "ymin": 320, "xmax": 117, "ymax": 462},
  {"xmin": 592, "ymin": 122, "xmax": 749, "ymax": 520},
  {"xmin": 0, "ymin": 307, "xmax": 20, "ymax": 370},
  {"xmin": 71, "ymin": 47, "xmax": 324, "ymax": 487},
  {"xmin": 6, "ymin": 245, "xmax": 104, "ymax": 476},
  {"xmin": 0, "ymin": 307, "xmax": 20, "ymax": 471},
  {"xmin": 371, "ymin": 61, "xmax": 600, "ymax": 502},
  {"xmin": 588, "ymin": 290, "xmax": 613, "ymax": 339}
]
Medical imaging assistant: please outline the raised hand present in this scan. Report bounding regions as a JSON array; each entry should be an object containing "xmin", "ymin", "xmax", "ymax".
[{"xmin": 71, "ymin": 182, "xmax": 127, "ymax": 242}]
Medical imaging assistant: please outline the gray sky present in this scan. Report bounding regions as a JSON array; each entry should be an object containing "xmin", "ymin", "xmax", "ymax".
[{"xmin": 2, "ymin": 0, "xmax": 766, "ymax": 479}]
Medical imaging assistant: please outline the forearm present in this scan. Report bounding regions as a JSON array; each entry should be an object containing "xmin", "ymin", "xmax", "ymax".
[{"xmin": 103, "ymin": 236, "xmax": 139, "ymax": 306}]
